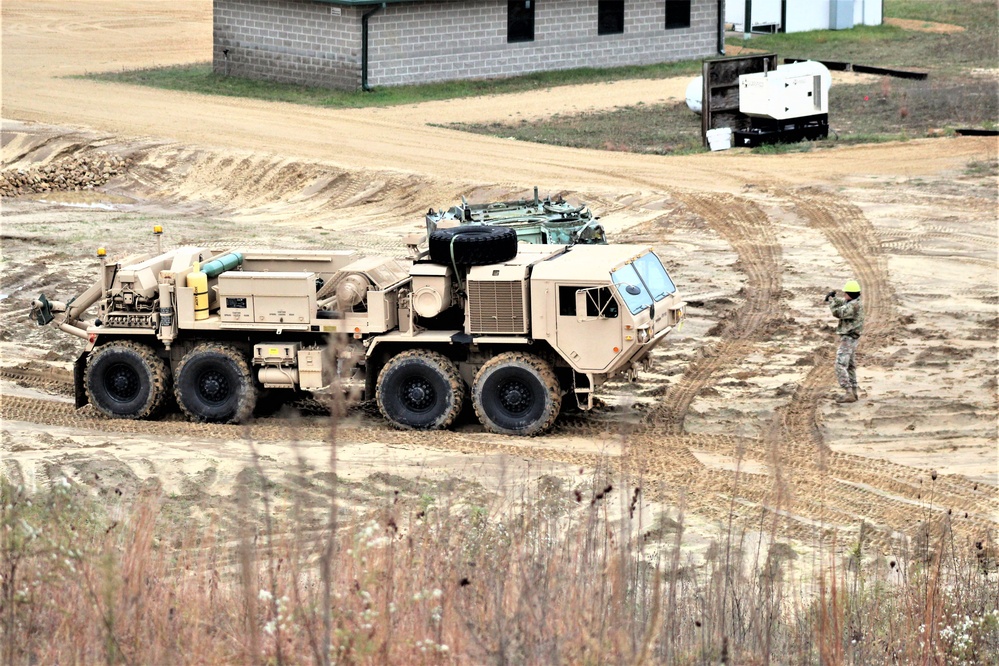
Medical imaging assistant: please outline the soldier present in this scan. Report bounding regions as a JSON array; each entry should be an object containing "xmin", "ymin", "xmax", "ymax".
[{"xmin": 825, "ymin": 279, "xmax": 864, "ymax": 403}]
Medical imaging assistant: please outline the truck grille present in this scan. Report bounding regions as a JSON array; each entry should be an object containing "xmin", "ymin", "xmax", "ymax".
[{"xmin": 467, "ymin": 280, "xmax": 526, "ymax": 334}]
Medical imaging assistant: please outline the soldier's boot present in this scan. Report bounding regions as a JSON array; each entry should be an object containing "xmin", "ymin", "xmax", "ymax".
[{"xmin": 836, "ymin": 387, "xmax": 858, "ymax": 403}]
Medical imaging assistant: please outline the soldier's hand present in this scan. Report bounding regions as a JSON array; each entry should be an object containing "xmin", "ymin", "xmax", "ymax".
[{"xmin": 825, "ymin": 290, "xmax": 836, "ymax": 302}]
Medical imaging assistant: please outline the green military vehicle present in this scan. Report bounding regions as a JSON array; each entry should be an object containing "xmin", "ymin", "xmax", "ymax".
[{"xmin": 426, "ymin": 187, "xmax": 607, "ymax": 245}]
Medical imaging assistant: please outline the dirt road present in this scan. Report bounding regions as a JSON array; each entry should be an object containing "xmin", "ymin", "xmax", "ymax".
[{"xmin": 2, "ymin": 0, "xmax": 996, "ymax": 556}]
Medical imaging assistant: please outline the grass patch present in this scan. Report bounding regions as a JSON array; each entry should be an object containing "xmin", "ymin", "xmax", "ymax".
[
  {"xmin": 447, "ymin": 74, "xmax": 998, "ymax": 154},
  {"xmin": 444, "ymin": 101, "xmax": 705, "ymax": 155},
  {"xmin": 964, "ymin": 158, "xmax": 999, "ymax": 178},
  {"xmin": 829, "ymin": 78, "xmax": 998, "ymax": 136},
  {"xmin": 886, "ymin": 0, "xmax": 997, "ymax": 27},
  {"xmin": 736, "ymin": 0, "xmax": 998, "ymax": 74},
  {"xmin": 751, "ymin": 141, "xmax": 814, "ymax": 155},
  {"xmin": 82, "ymin": 59, "xmax": 702, "ymax": 109}
]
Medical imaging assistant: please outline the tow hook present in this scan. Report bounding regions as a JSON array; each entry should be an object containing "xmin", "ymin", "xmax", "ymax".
[{"xmin": 31, "ymin": 294, "xmax": 54, "ymax": 325}]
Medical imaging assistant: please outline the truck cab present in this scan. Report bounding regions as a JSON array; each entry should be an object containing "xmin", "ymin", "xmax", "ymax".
[{"xmin": 529, "ymin": 244, "xmax": 685, "ymax": 408}]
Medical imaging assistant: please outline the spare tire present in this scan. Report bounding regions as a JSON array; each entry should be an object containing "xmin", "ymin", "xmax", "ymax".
[{"xmin": 428, "ymin": 225, "xmax": 518, "ymax": 266}]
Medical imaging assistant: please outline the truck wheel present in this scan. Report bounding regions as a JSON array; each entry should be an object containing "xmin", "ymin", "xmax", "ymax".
[
  {"xmin": 174, "ymin": 343, "xmax": 256, "ymax": 424},
  {"xmin": 472, "ymin": 352, "xmax": 561, "ymax": 436},
  {"xmin": 86, "ymin": 341, "xmax": 169, "ymax": 419},
  {"xmin": 376, "ymin": 350, "xmax": 464, "ymax": 430},
  {"xmin": 428, "ymin": 225, "xmax": 518, "ymax": 266}
]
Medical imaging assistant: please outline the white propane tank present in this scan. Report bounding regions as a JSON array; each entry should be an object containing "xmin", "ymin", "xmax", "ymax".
[
  {"xmin": 685, "ymin": 76, "xmax": 703, "ymax": 115},
  {"xmin": 738, "ymin": 61, "xmax": 832, "ymax": 120}
]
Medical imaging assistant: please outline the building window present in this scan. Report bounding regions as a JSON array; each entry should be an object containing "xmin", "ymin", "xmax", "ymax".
[
  {"xmin": 598, "ymin": 0, "xmax": 624, "ymax": 35},
  {"xmin": 508, "ymin": 0, "xmax": 535, "ymax": 43},
  {"xmin": 665, "ymin": 0, "xmax": 691, "ymax": 29}
]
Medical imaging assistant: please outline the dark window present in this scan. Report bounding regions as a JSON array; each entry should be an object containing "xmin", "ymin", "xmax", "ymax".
[
  {"xmin": 508, "ymin": 0, "xmax": 535, "ymax": 43},
  {"xmin": 559, "ymin": 286, "xmax": 619, "ymax": 318},
  {"xmin": 559, "ymin": 286, "xmax": 578, "ymax": 316},
  {"xmin": 598, "ymin": 0, "xmax": 624, "ymax": 35},
  {"xmin": 665, "ymin": 0, "xmax": 691, "ymax": 29}
]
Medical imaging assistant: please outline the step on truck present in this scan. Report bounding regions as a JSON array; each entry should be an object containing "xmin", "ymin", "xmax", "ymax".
[{"xmin": 32, "ymin": 225, "xmax": 685, "ymax": 436}]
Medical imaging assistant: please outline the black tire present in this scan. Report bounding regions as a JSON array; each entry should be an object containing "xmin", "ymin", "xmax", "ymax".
[
  {"xmin": 428, "ymin": 225, "xmax": 518, "ymax": 266},
  {"xmin": 472, "ymin": 352, "xmax": 561, "ymax": 436},
  {"xmin": 86, "ymin": 341, "xmax": 170, "ymax": 419},
  {"xmin": 376, "ymin": 350, "xmax": 464, "ymax": 430},
  {"xmin": 174, "ymin": 343, "xmax": 256, "ymax": 424}
]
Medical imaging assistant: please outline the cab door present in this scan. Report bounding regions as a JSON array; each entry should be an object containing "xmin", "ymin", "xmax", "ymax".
[{"xmin": 554, "ymin": 284, "xmax": 622, "ymax": 372}]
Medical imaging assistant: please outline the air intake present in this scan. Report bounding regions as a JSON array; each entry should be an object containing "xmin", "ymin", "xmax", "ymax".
[{"xmin": 467, "ymin": 280, "xmax": 527, "ymax": 334}]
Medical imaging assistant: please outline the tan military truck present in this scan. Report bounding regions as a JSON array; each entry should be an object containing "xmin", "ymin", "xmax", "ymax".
[{"xmin": 32, "ymin": 225, "xmax": 685, "ymax": 436}]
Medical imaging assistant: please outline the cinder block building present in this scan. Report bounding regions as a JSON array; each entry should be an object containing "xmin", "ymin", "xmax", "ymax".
[{"xmin": 213, "ymin": 0, "xmax": 724, "ymax": 90}]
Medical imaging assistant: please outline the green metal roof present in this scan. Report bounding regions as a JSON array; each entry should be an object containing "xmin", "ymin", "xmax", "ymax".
[{"xmin": 315, "ymin": 0, "xmax": 431, "ymax": 6}]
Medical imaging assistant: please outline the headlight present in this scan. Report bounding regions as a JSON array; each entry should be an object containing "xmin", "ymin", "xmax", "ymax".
[{"xmin": 637, "ymin": 327, "xmax": 650, "ymax": 343}]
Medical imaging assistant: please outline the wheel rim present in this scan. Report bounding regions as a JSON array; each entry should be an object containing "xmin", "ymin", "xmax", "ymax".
[
  {"xmin": 196, "ymin": 368, "xmax": 231, "ymax": 405},
  {"xmin": 104, "ymin": 362, "xmax": 141, "ymax": 403},
  {"xmin": 400, "ymin": 376, "xmax": 436, "ymax": 413},
  {"xmin": 496, "ymin": 377, "xmax": 533, "ymax": 416}
]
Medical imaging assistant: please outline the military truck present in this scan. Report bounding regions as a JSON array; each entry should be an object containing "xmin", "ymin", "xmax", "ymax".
[
  {"xmin": 426, "ymin": 187, "xmax": 607, "ymax": 245},
  {"xmin": 32, "ymin": 225, "xmax": 684, "ymax": 436}
]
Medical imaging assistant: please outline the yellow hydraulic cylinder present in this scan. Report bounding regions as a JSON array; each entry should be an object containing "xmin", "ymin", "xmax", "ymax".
[{"xmin": 187, "ymin": 261, "xmax": 209, "ymax": 321}]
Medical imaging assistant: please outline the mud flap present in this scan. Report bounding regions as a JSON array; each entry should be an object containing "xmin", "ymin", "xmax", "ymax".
[{"xmin": 74, "ymin": 351, "xmax": 89, "ymax": 409}]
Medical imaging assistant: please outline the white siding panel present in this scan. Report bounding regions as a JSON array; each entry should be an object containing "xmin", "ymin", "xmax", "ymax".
[{"xmin": 784, "ymin": 0, "xmax": 831, "ymax": 33}]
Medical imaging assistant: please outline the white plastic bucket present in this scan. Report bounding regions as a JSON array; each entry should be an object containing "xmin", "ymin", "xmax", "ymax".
[{"xmin": 706, "ymin": 127, "xmax": 732, "ymax": 151}]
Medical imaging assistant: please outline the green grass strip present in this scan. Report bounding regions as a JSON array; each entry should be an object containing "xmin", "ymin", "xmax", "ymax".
[{"xmin": 80, "ymin": 60, "xmax": 702, "ymax": 109}]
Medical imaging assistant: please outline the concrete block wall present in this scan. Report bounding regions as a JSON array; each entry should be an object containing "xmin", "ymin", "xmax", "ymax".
[
  {"xmin": 214, "ymin": 0, "xmax": 719, "ymax": 90},
  {"xmin": 214, "ymin": 0, "xmax": 363, "ymax": 89},
  {"xmin": 370, "ymin": 0, "xmax": 718, "ymax": 86}
]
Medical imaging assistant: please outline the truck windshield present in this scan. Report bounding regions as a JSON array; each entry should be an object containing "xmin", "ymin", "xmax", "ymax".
[{"xmin": 611, "ymin": 252, "xmax": 676, "ymax": 315}]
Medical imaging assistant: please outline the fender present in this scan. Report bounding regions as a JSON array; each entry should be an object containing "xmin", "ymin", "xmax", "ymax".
[{"xmin": 74, "ymin": 351, "xmax": 90, "ymax": 409}]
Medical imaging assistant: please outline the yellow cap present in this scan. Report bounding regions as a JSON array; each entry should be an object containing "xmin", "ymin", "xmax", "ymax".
[
  {"xmin": 153, "ymin": 225, "xmax": 163, "ymax": 234},
  {"xmin": 97, "ymin": 247, "xmax": 106, "ymax": 257},
  {"xmin": 843, "ymin": 279, "xmax": 861, "ymax": 293}
]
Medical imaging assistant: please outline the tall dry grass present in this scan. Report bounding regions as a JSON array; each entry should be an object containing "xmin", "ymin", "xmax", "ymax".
[{"xmin": 2, "ymin": 435, "xmax": 996, "ymax": 665}]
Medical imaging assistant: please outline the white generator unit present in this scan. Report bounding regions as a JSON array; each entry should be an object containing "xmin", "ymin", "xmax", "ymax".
[{"xmin": 734, "ymin": 61, "xmax": 832, "ymax": 147}]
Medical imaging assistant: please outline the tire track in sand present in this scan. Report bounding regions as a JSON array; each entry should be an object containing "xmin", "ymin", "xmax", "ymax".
[
  {"xmin": 750, "ymin": 189, "xmax": 996, "ymax": 549},
  {"xmin": 0, "ymin": 365, "xmax": 74, "ymax": 394},
  {"xmin": 4, "ymin": 386, "xmax": 994, "ymax": 549},
  {"xmin": 645, "ymin": 190, "xmax": 784, "ymax": 435},
  {"xmin": 774, "ymin": 188, "xmax": 897, "ymax": 455},
  {"xmin": 621, "ymin": 187, "xmax": 996, "ymax": 550}
]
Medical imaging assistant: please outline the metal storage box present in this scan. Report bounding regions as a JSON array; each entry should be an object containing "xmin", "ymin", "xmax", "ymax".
[{"xmin": 218, "ymin": 271, "xmax": 317, "ymax": 325}]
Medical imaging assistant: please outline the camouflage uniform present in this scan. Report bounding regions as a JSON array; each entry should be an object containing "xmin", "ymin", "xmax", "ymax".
[{"xmin": 829, "ymin": 296, "xmax": 864, "ymax": 389}]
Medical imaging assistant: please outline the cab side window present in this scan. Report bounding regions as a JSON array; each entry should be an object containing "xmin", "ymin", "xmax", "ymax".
[{"xmin": 558, "ymin": 286, "xmax": 619, "ymax": 318}]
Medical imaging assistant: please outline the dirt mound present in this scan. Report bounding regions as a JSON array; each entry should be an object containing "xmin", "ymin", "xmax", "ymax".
[{"xmin": 1, "ymin": 151, "xmax": 132, "ymax": 197}]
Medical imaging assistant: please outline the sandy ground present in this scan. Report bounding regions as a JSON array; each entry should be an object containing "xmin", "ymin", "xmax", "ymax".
[
  {"xmin": 1, "ymin": 0, "xmax": 997, "ymax": 558},
  {"xmin": 884, "ymin": 17, "xmax": 966, "ymax": 34}
]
